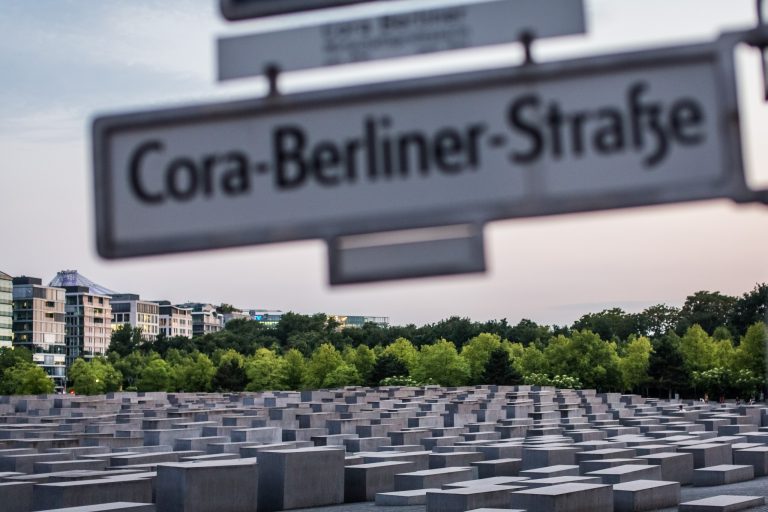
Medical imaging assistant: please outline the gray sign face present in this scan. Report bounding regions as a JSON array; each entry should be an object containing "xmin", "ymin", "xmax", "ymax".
[
  {"xmin": 218, "ymin": 0, "xmax": 586, "ymax": 79},
  {"xmin": 220, "ymin": 0, "xmax": 382, "ymax": 21},
  {"xmin": 93, "ymin": 38, "xmax": 748, "ymax": 259}
]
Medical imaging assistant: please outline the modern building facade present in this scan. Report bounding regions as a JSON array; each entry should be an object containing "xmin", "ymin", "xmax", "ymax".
[
  {"xmin": 249, "ymin": 310, "xmax": 389, "ymax": 329},
  {"xmin": 0, "ymin": 271, "xmax": 12, "ymax": 349},
  {"xmin": 155, "ymin": 301, "xmax": 193, "ymax": 338},
  {"xmin": 62, "ymin": 286, "xmax": 112, "ymax": 366},
  {"xmin": 110, "ymin": 294, "xmax": 160, "ymax": 341},
  {"xmin": 49, "ymin": 271, "xmax": 114, "ymax": 366},
  {"xmin": 177, "ymin": 303, "xmax": 223, "ymax": 337},
  {"xmin": 11, "ymin": 277, "xmax": 67, "ymax": 390}
]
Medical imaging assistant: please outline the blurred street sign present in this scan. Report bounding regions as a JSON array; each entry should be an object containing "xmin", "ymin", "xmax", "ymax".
[
  {"xmin": 220, "ymin": 0, "xmax": 383, "ymax": 21},
  {"xmin": 93, "ymin": 35, "xmax": 752, "ymax": 283},
  {"xmin": 218, "ymin": 0, "xmax": 586, "ymax": 79}
]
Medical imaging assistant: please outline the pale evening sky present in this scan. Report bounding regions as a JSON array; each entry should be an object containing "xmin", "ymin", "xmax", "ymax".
[{"xmin": 0, "ymin": 0, "xmax": 766, "ymax": 327}]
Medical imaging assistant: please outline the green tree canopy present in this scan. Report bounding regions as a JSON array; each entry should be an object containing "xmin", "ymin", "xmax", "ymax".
[
  {"xmin": 1, "ymin": 362, "xmax": 54, "ymax": 395},
  {"xmin": 413, "ymin": 339, "xmax": 469, "ymax": 386},
  {"xmin": 304, "ymin": 343, "xmax": 344, "ymax": 389},
  {"xmin": 461, "ymin": 333, "xmax": 503, "ymax": 384}
]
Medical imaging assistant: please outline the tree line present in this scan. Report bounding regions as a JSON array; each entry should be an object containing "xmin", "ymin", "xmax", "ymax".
[{"xmin": 0, "ymin": 284, "xmax": 765, "ymax": 397}]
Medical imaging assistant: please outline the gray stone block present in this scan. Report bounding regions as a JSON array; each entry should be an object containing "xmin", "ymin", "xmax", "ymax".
[
  {"xmin": 520, "ymin": 464, "xmax": 580, "ymax": 478},
  {"xmin": 586, "ymin": 464, "xmax": 662, "ymax": 484},
  {"xmin": 155, "ymin": 459, "xmax": 258, "ymax": 512},
  {"xmin": 613, "ymin": 479, "xmax": 680, "ymax": 512},
  {"xmin": 678, "ymin": 443, "xmax": 732, "ymax": 468},
  {"xmin": 344, "ymin": 461, "xmax": 412, "ymax": 502},
  {"xmin": 510, "ymin": 482, "xmax": 613, "ymax": 512},
  {"xmin": 679, "ymin": 495, "xmax": 766, "ymax": 512},
  {"xmin": 34, "ymin": 504, "xmax": 156, "ymax": 512},
  {"xmin": 427, "ymin": 485, "xmax": 522, "ymax": 512},
  {"xmin": 32, "ymin": 477, "xmax": 154, "ymax": 510},
  {"xmin": 732, "ymin": 447, "xmax": 768, "ymax": 476},
  {"xmin": 394, "ymin": 466, "xmax": 475, "ymax": 491},
  {"xmin": 692, "ymin": 464, "xmax": 754, "ymax": 486},
  {"xmin": 471, "ymin": 458, "xmax": 521, "ymax": 478},
  {"xmin": 635, "ymin": 452, "xmax": 694, "ymax": 484},
  {"xmin": 375, "ymin": 488, "xmax": 436, "ymax": 506},
  {"xmin": 0, "ymin": 481, "xmax": 33, "ymax": 512},
  {"xmin": 257, "ymin": 447, "xmax": 344, "ymax": 512},
  {"xmin": 429, "ymin": 452, "xmax": 484, "ymax": 469}
]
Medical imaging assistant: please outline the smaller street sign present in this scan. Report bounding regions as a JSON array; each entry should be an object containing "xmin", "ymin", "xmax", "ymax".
[
  {"xmin": 220, "ymin": 0, "xmax": 383, "ymax": 21},
  {"xmin": 217, "ymin": 0, "xmax": 586, "ymax": 79}
]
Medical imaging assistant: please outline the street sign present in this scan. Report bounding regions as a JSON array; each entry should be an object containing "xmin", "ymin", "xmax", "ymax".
[
  {"xmin": 218, "ymin": 0, "xmax": 586, "ymax": 79},
  {"xmin": 93, "ymin": 36, "xmax": 751, "ymax": 270},
  {"xmin": 220, "ymin": 0, "xmax": 383, "ymax": 21}
]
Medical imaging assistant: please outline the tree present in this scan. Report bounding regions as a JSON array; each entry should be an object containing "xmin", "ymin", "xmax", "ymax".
[
  {"xmin": 381, "ymin": 338, "xmax": 419, "ymax": 372},
  {"xmin": 678, "ymin": 291, "xmax": 737, "ymax": 336},
  {"xmin": 729, "ymin": 283, "xmax": 768, "ymax": 336},
  {"xmin": 68, "ymin": 358, "xmax": 122, "ymax": 395},
  {"xmin": 344, "ymin": 345, "xmax": 376, "ymax": 385},
  {"xmin": 543, "ymin": 331, "xmax": 621, "ymax": 391},
  {"xmin": 482, "ymin": 347, "xmax": 521, "ymax": 385},
  {"xmin": 508, "ymin": 319, "xmax": 552, "ymax": 346},
  {"xmin": 137, "ymin": 358, "xmax": 172, "ymax": 391},
  {"xmin": 1, "ymin": 363, "xmax": 54, "ymax": 395},
  {"xmin": 573, "ymin": 308, "xmax": 640, "ymax": 343},
  {"xmin": 735, "ymin": 322, "xmax": 767, "ymax": 394},
  {"xmin": 110, "ymin": 351, "xmax": 147, "ymax": 391},
  {"xmin": 413, "ymin": 339, "xmax": 469, "ymax": 386},
  {"xmin": 245, "ymin": 348, "xmax": 285, "ymax": 391},
  {"xmin": 0, "ymin": 346, "xmax": 33, "ymax": 373},
  {"xmin": 679, "ymin": 325, "xmax": 717, "ymax": 374},
  {"xmin": 305, "ymin": 343, "xmax": 344, "ymax": 389},
  {"xmin": 323, "ymin": 363, "xmax": 362, "ymax": 388},
  {"xmin": 173, "ymin": 352, "xmax": 215, "ymax": 392},
  {"xmin": 425, "ymin": 317, "xmax": 480, "ymax": 348},
  {"xmin": 520, "ymin": 345, "xmax": 547, "ymax": 376},
  {"xmin": 461, "ymin": 333, "xmax": 502, "ymax": 384},
  {"xmin": 619, "ymin": 336, "xmax": 652, "ymax": 392},
  {"xmin": 282, "ymin": 349, "xmax": 306, "ymax": 390},
  {"xmin": 648, "ymin": 332, "xmax": 687, "ymax": 398},
  {"xmin": 636, "ymin": 304, "xmax": 681, "ymax": 338},
  {"xmin": 108, "ymin": 325, "xmax": 143, "ymax": 357},
  {"xmin": 370, "ymin": 354, "xmax": 409, "ymax": 385}
]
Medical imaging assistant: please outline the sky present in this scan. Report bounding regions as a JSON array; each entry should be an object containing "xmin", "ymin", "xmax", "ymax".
[{"xmin": 0, "ymin": 0, "xmax": 766, "ymax": 327}]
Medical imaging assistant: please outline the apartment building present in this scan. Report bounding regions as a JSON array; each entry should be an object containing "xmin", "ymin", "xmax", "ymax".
[
  {"xmin": 177, "ymin": 303, "xmax": 223, "ymax": 337},
  {"xmin": 110, "ymin": 294, "xmax": 160, "ymax": 342},
  {"xmin": 155, "ymin": 301, "xmax": 193, "ymax": 338},
  {"xmin": 0, "ymin": 271, "xmax": 12, "ymax": 349},
  {"xmin": 11, "ymin": 277, "xmax": 67, "ymax": 390}
]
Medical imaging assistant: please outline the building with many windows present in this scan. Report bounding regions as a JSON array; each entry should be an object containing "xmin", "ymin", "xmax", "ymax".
[
  {"xmin": 11, "ymin": 277, "xmax": 67, "ymax": 390},
  {"xmin": 0, "ymin": 271, "xmax": 12, "ymax": 349},
  {"xmin": 249, "ymin": 310, "xmax": 389, "ymax": 330},
  {"xmin": 155, "ymin": 301, "xmax": 193, "ymax": 338},
  {"xmin": 110, "ymin": 294, "xmax": 160, "ymax": 341},
  {"xmin": 177, "ymin": 303, "xmax": 223, "ymax": 337},
  {"xmin": 49, "ymin": 271, "xmax": 114, "ymax": 366}
]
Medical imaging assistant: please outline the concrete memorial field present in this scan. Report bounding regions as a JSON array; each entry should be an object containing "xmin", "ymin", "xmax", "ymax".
[{"xmin": 0, "ymin": 386, "xmax": 767, "ymax": 512}]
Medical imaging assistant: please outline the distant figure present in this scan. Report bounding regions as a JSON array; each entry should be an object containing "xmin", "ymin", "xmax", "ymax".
[
  {"xmin": 749, "ymin": 398, "xmax": 755, "ymax": 405},
  {"xmin": 719, "ymin": 395, "xmax": 725, "ymax": 405},
  {"xmin": 679, "ymin": 404, "xmax": 684, "ymax": 411},
  {"xmin": 736, "ymin": 397, "xmax": 741, "ymax": 405},
  {"xmin": 704, "ymin": 393, "xmax": 709, "ymax": 403},
  {"xmin": 699, "ymin": 397, "xmax": 704, "ymax": 403}
]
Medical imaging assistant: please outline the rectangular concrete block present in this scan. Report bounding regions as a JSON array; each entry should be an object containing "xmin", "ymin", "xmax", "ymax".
[
  {"xmin": 344, "ymin": 461, "xmax": 412, "ymax": 502},
  {"xmin": 732, "ymin": 447, "xmax": 768, "ymax": 476},
  {"xmin": 679, "ymin": 495, "xmax": 766, "ymax": 512},
  {"xmin": 635, "ymin": 452, "xmax": 694, "ymax": 484},
  {"xmin": 155, "ymin": 459, "xmax": 258, "ymax": 512},
  {"xmin": 395, "ymin": 467, "xmax": 475, "ymax": 491},
  {"xmin": 586, "ymin": 464, "xmax": 662, "ymax": 484},
  {"xmin": 34, "ymin": 505, "xmax": 156, "ymax": 512},
  {"xmin": 510, "ymin": 482, "xmax": 613, "ymax": 512},
  {"xmin": 678, "ymin": 443, "xmax": 732, "ymax": 468},
  {"xmin": 692, "ymin": 464, "xmax": 754, "ymax": 486},
  {"xmin": 427, "ymin": 485, "xmax": 522, "ymax": 512},
  {"xmin": 375, "ymin": 488, "xmax": 436, "ymax": 506},
  {"xmin": 258, "ymin": 447, "xmax": 345, "ymax": 511},
  {"xmin": 0, "ymin": 481, "xmax": 33, "ymax": 512},
  {"xmin": 613, "ymin": 479, "xmax": 680, "ymax": 512},
  {"xmin": 32, "ymin": 477, "xmax": 154, "ymax": 510},
  {"xmin": 471, "ymin": 458, "xmax": 521, "ymax": 478}
]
